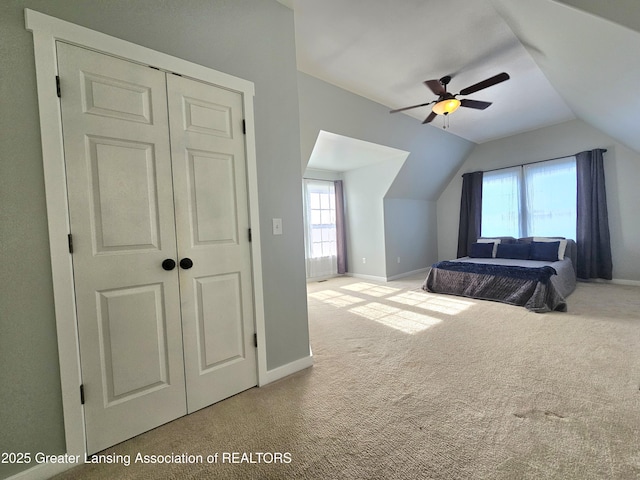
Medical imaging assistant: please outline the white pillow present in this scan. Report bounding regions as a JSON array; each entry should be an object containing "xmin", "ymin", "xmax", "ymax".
[
  {"xmin": 533, "ymin": 237, "xmax": 567, "ymax": 261},
  {"xmin": 477, "ymin": 238, "xmax": 501, "ymax": 258}
]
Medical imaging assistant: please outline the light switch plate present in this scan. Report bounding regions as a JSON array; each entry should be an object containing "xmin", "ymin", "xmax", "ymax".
[{"xmin": 272, "ymin": 218, "xmax": 283, "ymax": 235}]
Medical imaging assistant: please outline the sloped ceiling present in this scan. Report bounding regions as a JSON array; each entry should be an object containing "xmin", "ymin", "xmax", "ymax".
[
  {"xmin": 284, "ymin": 0, "xmax": 640, "ymax": 152},
  {"xmin": 553, "ymin": 0, "xmax": 640, "ymax": 34},
  {"xmin": 491, "ymin": 0, "xmax": 640, "ymax": 153}
]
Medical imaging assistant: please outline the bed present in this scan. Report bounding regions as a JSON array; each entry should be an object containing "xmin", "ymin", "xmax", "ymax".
[{"xmin": 422, "ymin": 237, "xmax": 577, "ymax": 313}]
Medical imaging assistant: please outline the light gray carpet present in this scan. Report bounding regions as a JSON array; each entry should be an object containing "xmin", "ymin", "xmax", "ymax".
[{"xmin": 54, "ymin": 275, "xmax": 640, "ymax": 479}]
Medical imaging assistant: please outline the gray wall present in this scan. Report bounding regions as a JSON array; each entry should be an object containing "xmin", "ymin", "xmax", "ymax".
[
  {"xmin": 297, "ymin": 72, "xmax": 474, "ymax": 279},
  {"xmin": 0, "ymin": 1, "xmax": 309, "ymax": 477},
  {"xmin": 305, "ymin": 164, "xmax": 436, "ymax": 281},
  {"xmin": 298, "ymin": 72, "xmax": 474, "ymax": 202},
  {"xmin": 343, "ymin": 157, "xmax": 406, "ymax": 278},
  {"xmin": 437, "ymin": 119, "xmax": 640, "ymax": 281},
  {"xmin": 384, "ymin": 199, "xmax": 437, "ymax": 279}
]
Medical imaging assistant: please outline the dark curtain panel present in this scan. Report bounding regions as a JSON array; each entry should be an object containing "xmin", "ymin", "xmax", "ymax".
[
  {"xmin": 576, "ymin": 149, "xmax": 613, "ymax": 279},
  {"xmin": 457, "ymin": 171, "xmax": 483, "ymax": 258},
  {"xmin": 334, "ymin": 180, "xmax": 348, "ymax": 274}
]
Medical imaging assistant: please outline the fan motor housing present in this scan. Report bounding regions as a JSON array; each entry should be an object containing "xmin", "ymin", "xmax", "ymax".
[{"xmin": 439, "ymin": 75, "xmax": 452, "ymax": 86}]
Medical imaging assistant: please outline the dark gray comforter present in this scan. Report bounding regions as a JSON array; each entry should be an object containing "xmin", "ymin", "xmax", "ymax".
[{"xmin": 422, "ymin": 257, "xmax": 576, "ymax": 313}]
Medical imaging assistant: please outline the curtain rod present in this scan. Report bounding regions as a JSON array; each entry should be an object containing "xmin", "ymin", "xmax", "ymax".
[{"xmin": 467, "ymin": 149, "xmax": 608, "ymax": 175}]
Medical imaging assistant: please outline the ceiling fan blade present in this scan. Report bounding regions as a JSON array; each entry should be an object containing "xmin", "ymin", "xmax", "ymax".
[
  {"xmin": 422, "ymin": 111, "xmax": 438, "ymax": 124},
  {"xmin": 424, "ymin": 79, "xmax": 446, "ymax": 96},
  {"xmin": 458, "ymin": 72, "xmax": 510, "ymax": 96},
  {"xmin": 390, "ymin": 101, "xmax": 435, "ymax": 114},
  {"xmin": 460, "ymin": 99, "xmax": 492, "ymax": 110}
]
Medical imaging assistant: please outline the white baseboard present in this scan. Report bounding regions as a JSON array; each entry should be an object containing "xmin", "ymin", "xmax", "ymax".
[
  {"xmin": 387, "ymin": 267, "xmax": 430, "ymax": 282},
  {"xmin": 346, "ymin": 273, "xmax": 388, "ymax": 283},
  {"xmin": 6, "ymin": 459, "xmax": 75, "ymax": 480},
  {"xmin": 615, "ymin": 279, "xmax": 640, "ymax": 287},
  {"xmin": 347, "ymin": 268, "xmax": 430, "ymax": 283},
  {"xmin": 306, "ymin": 274, "xmax": 344, "ymax": 283},
  {"xmin": 261, "ymin": 354, "xmax": 314, "ymax": 385},
  {"xmin": 586, "ymin": 278, "xmax": 640, "ymax": 287}
]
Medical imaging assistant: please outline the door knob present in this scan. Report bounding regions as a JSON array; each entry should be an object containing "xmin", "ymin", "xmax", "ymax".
[
  {"xmin": 180, "ymin": 258, "xmax": 193, "ymax": 270},
  {"xmin": 162, "ymin": 259, "xmax": 176, "ymax": 271}
]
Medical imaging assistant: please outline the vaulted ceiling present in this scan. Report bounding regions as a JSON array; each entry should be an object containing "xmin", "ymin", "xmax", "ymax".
[{"xmin": 283, "ymin": 0, "xmax": 640, "ymax": 152}]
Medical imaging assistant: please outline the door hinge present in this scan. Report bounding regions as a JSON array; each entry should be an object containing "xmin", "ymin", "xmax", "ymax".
[
  {"xmin": 242, "ymin": 119, "xmax": 246, "ymax": 135},
  {"xmin": 68, "ymin": 233, "xmax": 73, "ymax": 254},
  {"xmin": 248, "ymin": 228, "xmax": 252, "ymax": 242},
  {"xmin": 80, "ymin": 384, "xmax": 85, "ymax": 405},
  {"xmin": 56, "ymin": 75, "xmax": 61, "ymax": 98},
  {"xmin": 253, "ymin": 333, "xmax": 258, "ymax": 348}
]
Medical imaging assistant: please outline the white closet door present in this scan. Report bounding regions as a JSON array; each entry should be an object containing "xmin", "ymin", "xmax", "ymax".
[
  {"xmin": 57, "ymin": 42, "xmax": 187, "ymax": 454},
  {"xmin": 166, "ymin": 75, "xmax": 257, "ymax": 413}
]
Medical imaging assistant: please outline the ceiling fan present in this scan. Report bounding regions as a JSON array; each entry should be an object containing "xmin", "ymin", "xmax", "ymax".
[{"xmin": 390, "ymin": 72, "xmax": 510, "ymax": 124}]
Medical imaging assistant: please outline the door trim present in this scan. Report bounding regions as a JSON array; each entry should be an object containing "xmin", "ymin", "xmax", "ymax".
[{"xmin": 25, "ymin": 8, "xmax": 268, "ymax": 463}]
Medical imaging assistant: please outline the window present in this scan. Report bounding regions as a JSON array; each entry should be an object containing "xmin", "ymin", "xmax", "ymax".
[
  {"xmin": 481, "ymin": 157, "xmax": 576, "ymax": 239},
  {"xmin": 523, "ymin": 158, "xmax": 577, "ymax": 237},
  {"xmin": 307, "ymin": 181, "xmax": 337, "ymax": 258},
  {"xmin": 481, "ymin": 166, "xmax": 522, "ymax": 238},
  {"xmin": 303, "ymin": 179, "xmax": 338, "ymax": 278}
]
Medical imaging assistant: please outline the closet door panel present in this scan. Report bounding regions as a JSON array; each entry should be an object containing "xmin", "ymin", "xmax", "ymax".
[
  {"xmin": 167, "ymin": 75, "xmax": 257, "ymax": 413},
  {"xmin": 57, "ymin": 42, "xmax": 187, "ymax": 454},
  {"xmin": 188, "ymin": 150, "xmax": 238, "ymax": 245}
]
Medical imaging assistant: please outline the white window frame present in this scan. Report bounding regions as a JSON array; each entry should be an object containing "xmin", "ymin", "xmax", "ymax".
[{"xmin": 307, "ymin": 181, "xmax": 337, "ymax": 259}]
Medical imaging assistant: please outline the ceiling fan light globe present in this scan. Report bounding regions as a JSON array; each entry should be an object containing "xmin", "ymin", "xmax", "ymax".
[{"xmin": 432, "ymin": 98, "xmax": 461, "ymax": 115}]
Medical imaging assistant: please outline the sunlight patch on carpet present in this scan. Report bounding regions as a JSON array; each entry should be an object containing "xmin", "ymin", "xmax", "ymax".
[
  {"xmin": 388, "ymin": 291, "xmax": 475, "ymax": 315},
  {"xmin": 349, "ymin": 302, "xmax": 442, "ymax": 334},
  {"xmin": 341, "ymin": 282, "xmax": 401, "ymax": 297},
  {"xmin": 308, "ymin": 290, "xmax": 365, "ymax": 307}
]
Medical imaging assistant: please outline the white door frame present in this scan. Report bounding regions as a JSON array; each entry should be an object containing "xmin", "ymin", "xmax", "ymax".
[{"xmin": 25, "ymin": 8, "xmax": 268, "ymax": 463}]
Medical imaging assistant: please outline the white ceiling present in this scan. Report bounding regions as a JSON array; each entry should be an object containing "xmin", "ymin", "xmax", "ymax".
[
  {"xmin": 307, "ymin": 131, "xmax": 409, "ymax": 172},
  {"xmin": 282, "ymin": 0, "xmax": 640, "ymax": 151}
]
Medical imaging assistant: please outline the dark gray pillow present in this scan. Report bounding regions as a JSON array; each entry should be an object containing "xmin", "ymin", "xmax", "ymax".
[
  {"xmin": 496, "ymin": 243, "xmax": 531, "ymax": 260},
  {"xmin": 469, "ymin": 242, "xmax": 494, "ymax": 258},
  {"xmin": 530, "ymin": 241, "xmax": 561, "ymax": 262}
]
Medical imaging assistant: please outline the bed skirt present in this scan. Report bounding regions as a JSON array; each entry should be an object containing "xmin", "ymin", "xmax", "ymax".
[{"xmin": 422, "ymin": 266, "xmax": 568, "ymax": 313}]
